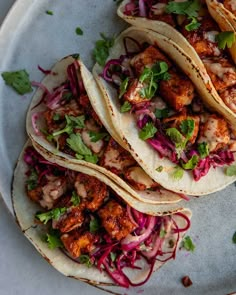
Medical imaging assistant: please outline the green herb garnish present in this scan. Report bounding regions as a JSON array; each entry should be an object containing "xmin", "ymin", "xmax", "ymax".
[
  {"xmin": 45, "ymin": 10, "xmax": 53, "ymax": 15},
  {"xmin": 52, "ymin": 115, "xmax": 85, "ymax": 137},
  {"xmin": 79, "ymin": 255, "xmax": 93, "ymax": 267},
  {"xmin": 119, "ymin": 77, "xmax": 129, "ymax": 98},
  {"xmin": 171, "ymin": 166, "xmax": 184, "ymax": 180},
  {"xmin": 1, "ymin": 70, "xmax": 33, "ymax": 95},
  {"xmin": 232, "ymin": 232, "xmax": 236, "ymax": 244},
  {"xmin": 71, "ymin": 191, "xmax": 80, "ymax": 206},
  {"xmin": 180, "ymin": 119, "xmax": 195, "ymax": 139},
  {"xmin": 197, "ymin": 142, "xmax": 209, "ymax": 158},
  {"xmin": 110, "ymin": 252, "xmax": 117, "ymax": 262},
  {"xmin": 159, "ymin": 229, "xmax": 167, "ymax": 238},
  {"xmin": 120, "ymin": 101, "xmax": 132, "ymax": 113},
  {"xmin": 93, "ymin": 33, "xmax": 115, "ymax": 66},
  {"xmin": 89, "ymin": 218, "xmax": 100, "ymax": 233},
  {"xmin": 185, "ymin": 16, "xmax": 201, "ymax": 31},
  {"xmin": 67, "ymin": 133, "xmax": 92, "ymax": 156},
  {"xmin": 42, "ymin": 230, "xmax": 63, "ymax": 249},
  {"xmin": 166, "ymin": 128, "xmax": 184, "ymax": 145},
  {"xmin": 154, "ymin": 108, "xmax": 169, "ymax": 119},
  {"xmin": 181, "ymin": 155, "xmax": 198, "ymax": 170},
  {"xmin": 182, "ymin": 236, "xmax": 195, "ymax": 252},
  {"xmin": 89, "ymin": 131, "xmax": 110, "ymax": 142},
  {"xmin": 36, "ymin": 207, "xmax": 67, "ymax": 224},
  {"xmin": 156, "ymin": 166, "xmax": 163, "ymax": 172},
  {"xmin": 225, "ymin": 165, "xmax": 236, "ymax": 176},
  {"xmin": 26, "ymin": 170, "xmax": 38, "ymax": 191},
  {"xmin": 53, "ymin": 113, "xmax": 61, "ymax": 121},
  {"xmin": 75, "ymin": 27, "xmax": 83, "ymax": 35},
  {"xmin": 139, "ymin": 122, "xmax": 157, "ymax": 140},
  {"xmin": 215, "ymin": 31, "xmax": 235, "ymax": 50}
]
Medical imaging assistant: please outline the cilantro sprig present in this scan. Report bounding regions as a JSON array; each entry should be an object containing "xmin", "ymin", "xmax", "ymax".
[
  {"xmin": 165, "ymin": 0, "xmax": 201, "ymax": 31},
  {"xmin": 120, "ymin": 101, "xmax": 132, "ymax": 113},
  {"xmin": 89, "ymin": 131, "xmax": 110, "ymax": 142},
  {"xmin": 171, "ymin": 166, "xmax": 184, "ymax": 180},
  {"xmin": 139, "ymin": 122, "xmax": 157, "ymax": 140},
  {"xmin": 89, "ymin": 218, "xmax": 100, "ymax": 233},
  {"xmin": 225, "ymin": 165, "xmax": 236, "ymax": 176},
  {"xmin": 181, "ymin": 236, "xmax": 195, "ymax": 252},
  {"xmin": 197, "ymin": 142, "xmax": 209, "ymax": 159},
  {"xmin": 35, "ymin": 207, "xmax": 67, "ymax": 224},
  {"xmin": 93, "ymin": 33, "xmax": 115, "ymax": 66},
  {"xmin": 79, "ymin": 255, "xmax": 93, "ymax": 267},
  {"xmin": 119, "ymin": 77, "xmax": 129, "ymax": 98},
  {"xmin": 1, "ymin": 69, "xmax": 33, "ymax": 95},
  {"xmin": 26, "ymin": 170, "xmax": 38, "ymax": 191},
  {"xmin": 42, "ymin": 230, "xmax": 63, "ymax": 249},
  {"xmin": 71, "ymin": 191, "xmax": 80, "ymax": 206},
  {"xmin": 52, "ymin": 115, "xmax": 85, "ymax": 137},
  {"xmin": 215, "ymin": 31, "xmax": 236, "ymax": 50}
]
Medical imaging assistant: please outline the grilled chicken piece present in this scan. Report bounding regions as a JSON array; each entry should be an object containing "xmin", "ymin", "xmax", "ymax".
[
  {"xmin": 203, "ymin": 58, "xmax": 236, "ymax": 92},
  {"xmin": 74, "ymin": 173, "xmax": 108, "ymax": 211},
  {"xmin": 197, "ymin": 114, "xmax": 230, "ymax": 152},
  {"xmin": 61, "ymin": 231, "xmax": 98, "ymax": 258},
  {"xmin": 150, "ymin": 2, "xmax": 176, "ymax": 26},
  {"xmin": 163, "ymin": 113, "xmax": 200, "ymax": 144},
  {"xmin": 159, "ymin": 71, "xmax": 195, "ymax": 111},
  {"xmin": 98, "ymin": 200, "xmax": 136, "ymax": 241},
  {"xmin": 130, "ymin": 45, "xmax": 172, "ymax": 76},
  {"xmin": 181, "ymin": 15, "xmax": 221, "ymax": 58},
  {"xmin": 220, "ymin": 86, "xmax": 236, "ymax": 114},
  {"xmin": 223, "ymin": 0, "xmax": 236, "ymax": 15},
  {"xmin": 123, "ymin": 166, "xmax": 159, "ymax": 191},
  {"xmin": 99, "ymin": 138, "xmax": 136, "ymax": 175},
  {"xmin": 26, "ymin": 186, "xmax": 43, "ymax": 204},
  {"xmin": 81, "ymin": 129, "xmax": 105, "ymax": 154},
  {"xmin": 52, "ymin": 205, "xmax": 85, "ymax": 233},
  {"xmin": 40, "ymin": 176, "xmax": 68, "ymax": 209},
  {"xmin": 124, "ymin": 79, "xmax": 150, "ymax": 104}
]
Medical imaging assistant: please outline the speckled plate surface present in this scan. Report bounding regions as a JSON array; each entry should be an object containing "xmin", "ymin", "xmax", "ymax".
[{"xmin": 0, "ymin": 1, "xmax": 236, "ymax": 294}]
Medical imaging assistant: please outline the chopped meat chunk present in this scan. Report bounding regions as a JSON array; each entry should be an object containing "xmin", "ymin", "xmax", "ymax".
[
  {"xmin": 163, "ymin": 113, "xmax": 200, "ymax": 144},
  {"xmin": 203, "ymin": 58, "xmax": 236, "ymax": 92},
  {"xmin": 53, "ymin": 205, "xmax": 85, "ymax": 233},
  {"xmin": 81, "ymin": 129, "xmax": 105, "ymax": 154},
  {"xmin": 159, "ymin": 71, "xmax": 195, "ymax": 111},
  {"xmin": 197, "ymin": 114, "xmax": 230, "ymax": 152},
  {"xmin": 61, "ymin": 231, "xmax": 98, "ymax": 258},
  {"xmin": 74, "ymin": 173, "xmax": 108, "ymax": 211},
  {"xmin": 99, "ymin": 138, "xmax": 136, "ymax": 175},
  {"xmin": 98, "ymin": 200, "xmax": 136, "ymax": 240},
  {"xmin": 130, "ymin": 46, "xmax": 172, "ymax": 76},
  {"xmin": 182, "ymin": 276, "xmax": 193, "ymax": 288},
  {"xmin": 123, "ymin": 79, "xmax": 150, "ymax": 104},
  {"xmin": 26, "ymin": 186, "xmax": 43, "ymax": 204},
  {"xmin": 219, "ymin": 86, "xmax": 236, "ymax": 114},
  {"xmin": 123, "ymin": 166, "xmax": 159, "ymax": 191},
  {"xmin": 40, "ymin": 176, "xmax": 67, "ymax": 209},
  {"xmin": 181, "ymin": 15, "xmax": 221, "ymax": 58}
]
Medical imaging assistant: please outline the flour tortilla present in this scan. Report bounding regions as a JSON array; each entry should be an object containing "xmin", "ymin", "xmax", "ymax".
[
  {"xmin": 12, "ymin": 141, "xmax": 192, "ymax": 291},
  {"xmin": 93, "ymin": 26, "xmax": 236, "ymax": 195},
  {"xmin": 26, "ymin": 55, "xmax": 184, "ymax": 204}
]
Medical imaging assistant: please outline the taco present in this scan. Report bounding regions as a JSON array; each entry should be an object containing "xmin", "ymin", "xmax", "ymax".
[
  {"xmin": 12, "ymin": 142, "xmax": 192, "ymax": 289},
  {"xmin": 26, "ymin": 55, "xmax": 187, "ymax": 205},
  {"xmin": 117, "ymin": 0, "xmax": 236, "ymax": 116},
  {"xmin": 93, "ymin": 26, "xmax": 236, "ymax": 195}
]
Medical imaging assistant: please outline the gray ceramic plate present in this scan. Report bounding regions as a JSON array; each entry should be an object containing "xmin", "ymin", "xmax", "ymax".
[{"xmin": 0, "ymin": 1, "xmax": 236, "ymax": 294}]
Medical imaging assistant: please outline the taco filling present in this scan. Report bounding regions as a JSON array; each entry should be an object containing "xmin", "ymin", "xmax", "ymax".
[
  {"xmin": 23, "ymin": 146, "xmax": 191, "ymax": 287},
  {"xmin": 102, "ymin": 41, "xmax": 236, "ymax": 181},
  {"xmin": 120, "ymin": 0, "xmax": 236, "ymax": 113},
  {"xmin": 30, "ymin": 57, "xmax": 188, "ymax": 201}
]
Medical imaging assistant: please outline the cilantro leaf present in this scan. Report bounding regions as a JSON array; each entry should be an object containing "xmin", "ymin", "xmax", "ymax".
[
  {"xmin": 52, "ymin": 115, "xmax": 85, "ymax": 137},
  {"xmin": 44, "ymin": 231, "xmax": 63, "ymax": 249},
  {"xmin": 171, "ymin": 166, "xmax": 184, "ymax": 180},
  {"xmin": 35, "ymin": 207, "xmax": 67, "ymax": 224},
  {"xmin": 166, "ymin": 128, "xmax": 184, "ymax": 144},
  {"xmin": 215, "ymin": 31, "xmax": 236, "ymax": 50},
  {"xmin": 120, "ymin": 101, "xmax": 132, "ymax": 113},
  {"xmin": 166, "ymin": 0, "xmax": 201, "ymax": 18},
  {"xmin": 156, "ymin": 166, "xmax": 163, "ymax": 172},
  {"xmin": 45, "ymin": 10, "xmax": 53, "ymax": 15},
  {"xmin": 110, "ymin": 252, "xmax": 117, "ymax": 262},
  {"xmin": 53, "ymin": 113, "xmax": 61, "ymax": 121},
  {"xmin": 182, "ymin": 236, "xmax": 195, "ymax": 252},
  {"xmin": 185, "ymin": 16, "xmax": 201, "ymax": 31},
  {"xmin": 197, "ymin": 142, "xmax": 209, "ymax": 158},
  {"xmin": 1, "ymin": 70, "xmax": 33, "ymax": 95},
  {"xmin": 232, "ymin": 232, "xmax": 236, "ymax": 244},
  {"xmin": 71, "ymin": 191, "xmax": 80, "ymax": 206},
  {"xmin": 225, "ymin": 165, "xmax": 236, "ymax": 176},
  {"xmin": 75, "ymin": 27, "xmax": 83, "ymax": 36},
  {"xmin": 139, "ymin": 122, "xmax": 157, "ymax": 140},
  {"xmin": 26, "ymin": 170, "xmax": 38, "ymax": 191},
  {"xmin": 67, "ymin": 133, "xmax": 92, "ymax": 156},
  {"xmin": 89, "ymin": 131, "xmax": 109, "ymax": 142},
  {"xmin": 180, "ymin": 119, "xmax": 195, "ymax": 139},
  {"xmin": 93, "ymin": 33, "xmax": 115, "ymax": 66},
  {"xmin": 79, "ymin": 255, "xmax": 93, "ymax": 267},
  {"xmin": 119, "ymin": 77, "xmax": 129, "ymax": 98},
  {"xmin": 89, "ymin": 218, "xmax": 100, "ymax": 233},
  {"xmin": 84, "ymin": 154, "xmax": 99, "ymax": 164},
  {"xmin": 154, "ymin": 108, "xmax": 169, "ymax": 119},
  {"xmin": 181, "ymin": 155, "xmax": 199, "ymax": 170},
  {"xmin": 159, "ymin": 229, "xmax": 167, "ymax": 238}
]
